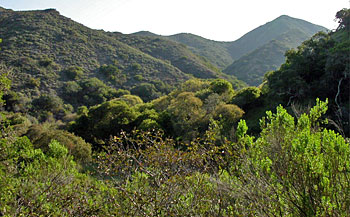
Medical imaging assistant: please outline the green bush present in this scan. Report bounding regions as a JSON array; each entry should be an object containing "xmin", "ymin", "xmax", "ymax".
[
  {"xmin": 138, "ymin": 119, "xmax": 159, "ymax": 130},
  {"xmin": 131, "ymin": 63, "xmax": 142, "ymax": 71},
  {"xmin": 64, "ymin": 66, "xmax": 84, "ymax": 80},
  {"xmin": 70, "ymin": 100, "xmax": 139, "ymax": 146},
  {"xmin": 235, "ymin": 99, "xmax": 350, "ymax": 215},
  {"xmin": 77, "ymin": 77, "xmax": 118, "ymax": 107},
  {"xmin": 0, "ymin": 136, "xmax": 114, "ymax": 216},
  {"xmin": 213, "ymin": 104, "xmax": 244, "ymax": 137},
  {"xmin": 38, "ymin": 56, "xmax": 54, "ymax": 67},
  {"xmin": 210, "ymin": 79, "xmax": 233, "ymax": 95},
  {"xmin": 32, "ymin": 94, "xmax": 64, "ymax": 114},
  {"xmin": 131, "ymin": 83, "xmax": 160, "ymax": 102},
  {"xmin": 115, "ymin": 94, "xmax": 143, "ymax": 106},
  {"xmin": 99, "ymin": 64, "xmax": 120, "ymax": 79},
  {"xmin": 26, "ymin": 124, "xmax": 92, "ymax": 162},
  {"xmin": 231, "ymin": 86, "xmax": 261, "ymax": 109}
]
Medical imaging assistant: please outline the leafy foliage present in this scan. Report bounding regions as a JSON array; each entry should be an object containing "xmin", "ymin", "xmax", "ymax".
[
  {"xmin": 26, "ymin": 124, "xmax": 92, "ymax": 162},
  {"xmin": 71, "ymin": 78, "xmax": 245, "ymax": 144},
  {"xmin": 335, "ymin": 8, "xmax": 350, "ymax": 30},
  {"xmin": 240, "ymin": 99, "xmax": 350, "ymax": 215},
  {"xmin": 0, "ymin": 64, "xmax": 11, "ymax": 106},
  {"xmin": 263, "ymin": 29, "xmax": 349, "ymax": 134},
  {"xmin": 231, "ymin": 86, "xmax": 261, "ymax": 110}
]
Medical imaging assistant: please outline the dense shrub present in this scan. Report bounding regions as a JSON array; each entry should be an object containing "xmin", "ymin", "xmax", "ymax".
[
  {"xmin": 233, "ymin": 99, "xmax": 350, "ymax": 215},
  {"xmin": 231, "ymin": 86, "xmax": 261, "ymax": 109},
  {"xmin": 70, "ymin": 100, "xmax": 139, "ymax": 146},
  {"xmin": 131, "ymin": 83, "xmax": 160, "ymax": 102},
  {"xmin": 26, "ymin": 124, "xmax": 92, "ymax": 162},
  {"xmin": 213, "ymin": 104, "xmax": 245, "ymax": 135},
  {"xmin": 32, "ymin": 94, "xmax": 64, "ymax": 114},
  {"xmin": 114, "ymin": 94, "xmax": 143, "ymax": 106},
  {"xmin": 0, "ymin": 136, "xmax": 115, "ymax": 216},
  {"xmin": 64, "ymin": 66, "xmax": 84, "ymax": 80}
]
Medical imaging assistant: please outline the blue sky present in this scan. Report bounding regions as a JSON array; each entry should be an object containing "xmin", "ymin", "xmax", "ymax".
[{"xmin": 1, "ymin": 0, "xmax": 348, "ymax": 41}]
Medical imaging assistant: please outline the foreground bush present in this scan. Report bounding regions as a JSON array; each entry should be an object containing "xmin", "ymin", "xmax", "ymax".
[
  {"xmin": 2, "ymin": 99, "xmax": 350, "ymax": 216},
  {"xmin": 236, "ymin": 99, "xmax": 350, "ymax": 216},
  {"xmin": 94, "ymin": 129, "xmax": 244, "ymax": 216},
  {"xmin": 94, "ymin": 99, "xmax": 350, "ymax": 216},
  {"xmin": 0, "ymin": 137, "xmax": 116, "ymax": 216}
]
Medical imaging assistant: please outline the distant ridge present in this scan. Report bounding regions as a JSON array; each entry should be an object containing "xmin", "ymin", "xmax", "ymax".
[
  {"xmin": 135, "ymin": 15, "xmax": 327, "ymax": 85},
  {"xmin": 133, "ymin": 31, "xmax": 233, "ymax": 69},
  {"xmin": 226, "ymin": 15, "xmax": 328, "ymax": 60},
  {"xmin": 224, "ymin": 15, "xmax": 327, "ymax": 85},
  {"xmin": 133, "ymin": 31, "xmax": 160, "ymax": 37}
]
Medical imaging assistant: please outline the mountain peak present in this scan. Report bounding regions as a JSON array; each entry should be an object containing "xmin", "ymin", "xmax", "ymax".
[
  {"xmin": 132, "ymin": 31, "xmax": 159, "ymax": 37},
  {"xmin": 42, "ymin": 8, "xmax": 59, "ymax": 14},
  {"xmin": 223, "ymin": 15, "xmax": 327, "ymax": 85},
  {"xmin": 276, "ymin": 15, "xmax": 291, "ymax": 19}
]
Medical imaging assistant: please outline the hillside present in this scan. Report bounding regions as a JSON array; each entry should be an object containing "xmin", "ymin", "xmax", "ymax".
[
  {"xmin": 134, "ymin": 32, "xmax": 233, "ymax": 69},
  {"xmin": 223, "ymin": 28, "xmax": 315, "ymax": 86},
  {"xmin": 135, "ymin": 15, "xmax": 327, "ymax": 85},
  {"xmin": 166, "ymin": 33, "xmax": 233, "ymax": 69},
  {"xmin": 110, "ymin": 32, "xmax": 245, "ymax": 87},
  {"xmin": 0, "ymin": 7, "xmax": 246, "ymax": 113},
  {"xmin": 226, "ymin": 15, "xmax": 327, "ymax": 60},
  {"xmin": 0, "ymin": 8, "xmax": 188, "ymax": 98}
]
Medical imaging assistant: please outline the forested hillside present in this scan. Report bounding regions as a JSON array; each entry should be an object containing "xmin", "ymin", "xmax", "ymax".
[
  {"xmin": 0, "ymin": 6, "xmax": 349, "ymax": 216},
  {"xmin": 241, "ymin": 12, "xmax": 349, "ymax": 136}
]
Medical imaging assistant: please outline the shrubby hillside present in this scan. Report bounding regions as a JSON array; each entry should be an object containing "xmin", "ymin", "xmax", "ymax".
[
  {"xmin": 111, "ymin": 32, "xmax": 244, "ymax": 87},
  {"xmin": 0, "ymin": 7, "xmax": 245, "ymax": 123}
]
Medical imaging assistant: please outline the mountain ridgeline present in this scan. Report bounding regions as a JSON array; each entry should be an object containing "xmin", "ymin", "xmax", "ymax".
[{"xmin": 135, "ymin": 15, "xmax": 327, "ymax": 86}]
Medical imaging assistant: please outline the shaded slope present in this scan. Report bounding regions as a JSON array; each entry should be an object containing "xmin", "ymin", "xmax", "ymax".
[
  {"xmin": 224, "ymin": 28, "xmax": 316, "ymax": 86},
  {"xmin": 113, "ymin": 33, "xmax": 221, "ymax": 79}
]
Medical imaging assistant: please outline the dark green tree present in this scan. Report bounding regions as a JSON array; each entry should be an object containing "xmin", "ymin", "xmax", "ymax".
[
  {"xmin": 335, "ymin": 8, "xmax": 350, "ymax": 30},
  {"xmin": 131, "ymin": 83, "xmax": 160, "ymax": 102},
  {"xmin": 70, "ymin": 100, "xmax": 139, "ymax": 146}
]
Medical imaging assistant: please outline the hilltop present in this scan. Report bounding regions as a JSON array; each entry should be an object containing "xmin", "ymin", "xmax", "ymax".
[{"xmin": 109, "ymin": 32, "xmax": 242, "ymax": 85}]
